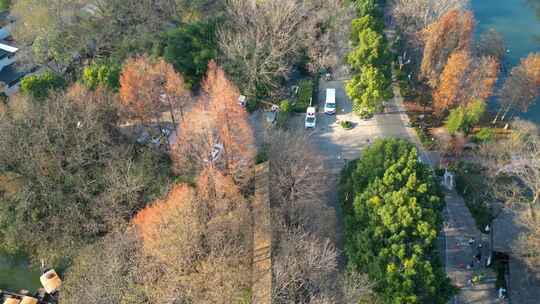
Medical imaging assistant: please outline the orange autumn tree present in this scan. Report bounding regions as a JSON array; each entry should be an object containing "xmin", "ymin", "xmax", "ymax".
[
  {"xmin": 433, "ymin": 50, "xmax": 471, "ymax": 114},
  {"xmin": 498, "ymin": 52, "xmax": 540, "ymax": 121},
  {"xmin": 119, "ymin": 55, "xmax": 190, "ymax": 129},
  {"xmin": 421, "ymin": 9, "xmax": 474, "ymax": 88},
  {"xmin": 204, "ymin": 61, "xmax": 256, "ymax": 184},
  {"xmin": 172, "ymin": 61, "xmax": 255, "ymax": 186},
  {"xmin": 132, "ymin": 184, "xmax": 204, "ymax": 271},
  {"xmin": 132, "ymin": 169, "xmax": 251, "ymax": 303},
  {"xmin": 434, "ymin": 51, "xmax": 499, "ymax": 115}
]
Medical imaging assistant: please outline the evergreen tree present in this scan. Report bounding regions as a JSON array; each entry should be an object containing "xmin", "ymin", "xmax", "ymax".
[{"xmin": 340, "ymin": 139, "xmax": 454, "ymax": 304}]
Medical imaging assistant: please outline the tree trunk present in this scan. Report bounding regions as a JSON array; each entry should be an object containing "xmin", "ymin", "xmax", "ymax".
[
  {"xmin": 500, "ymin": 105, "xmax": 512, "ymax": 122},
  {"xmin": 492, "ymin": 107, "xmax": 503, "ymax": 124}
]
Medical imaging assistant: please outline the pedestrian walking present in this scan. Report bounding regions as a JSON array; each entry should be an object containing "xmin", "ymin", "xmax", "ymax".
[{"xmin": 475, "ymin": 250, "xmax": 482, "ymax": 263}]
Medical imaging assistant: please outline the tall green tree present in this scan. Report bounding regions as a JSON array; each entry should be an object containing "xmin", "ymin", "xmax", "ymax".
[
  {"xmin": 155, "ymin": 20, "xmax": 217, "ymax": 88},
  {"xmin": 348, "ymin": 28, "xmax": 387, "ymax": 70},
  {"xmin": 340, "ymin": 139, "xmax": 454, "ymax": 304},
  {"xmin": 346, "ymin": 65, "xmax": 389, "ymax": 115}
]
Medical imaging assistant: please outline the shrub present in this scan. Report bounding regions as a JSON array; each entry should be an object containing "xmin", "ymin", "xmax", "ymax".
[
  {"xmin": 20, "ymin": 71, "xmax": 66, "ymax": 100},
  {"xmin": 246, "ymin": 98, "xmax": 258, "ymax": 113},
  {"xmin": 0, "ymin": 0, "xmax": 10, "ymax": 11},
  {"xmin": 445, "ymin": 100, "xmax": 486, "ymax": 135},
  {"xmin": 255, "ymin": 146, "xmax": 268, "ymax": 164},
  {"xmin": 294, "ymin": 79, "xmax": 313, "ymax": 113},
  {"xmin": 280, "ymin": 99, "xmax": 291, "ymax": 113},
  {"xmin": 340, "ymin": 120, "xmax": 353, "ymax": 129},
  {"xmin": 445, "ymin": 107, "xmax": 465, "ymax": 135},
  {"xmin": 82, "ymin": 62, "xmax": 121, "ymax": 90},
  {"xmin": 276, "ymin": 100, "xmax": 291, "ymax": 127},
  {"xmin": 473, "ymin": 128, "xmax": 494, "ymax": 143}
]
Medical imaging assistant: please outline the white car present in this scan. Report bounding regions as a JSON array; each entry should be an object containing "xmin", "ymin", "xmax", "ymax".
[
  {"xmin": 324, "ymin": 88, "xmax": 336, "ymax": 114},
  {"xmin": 304, "ymin": 107, "xmax": 317, "ymax": 129}
]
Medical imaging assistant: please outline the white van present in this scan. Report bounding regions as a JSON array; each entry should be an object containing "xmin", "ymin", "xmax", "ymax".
[
  {"xmin": 324, "ymin": 88, "xmax": 336, "ymax": 114},
  {"xmin": 304, "ymin": 107, "xmax": 317, "ymax": 129}
]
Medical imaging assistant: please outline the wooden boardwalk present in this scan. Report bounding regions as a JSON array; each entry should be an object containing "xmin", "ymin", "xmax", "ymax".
[{"xmin": 251, "ymin": 163, "xmax": 272, "ymax": 304}]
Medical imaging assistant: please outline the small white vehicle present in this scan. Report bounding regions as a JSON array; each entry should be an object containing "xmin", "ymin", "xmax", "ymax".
[
  {"xmin": 238, "ymin": 95, "xmax": 247, "ymax": 107},
  {"xmin": 304, "ymin": 106, "xmax": 317, "ymax": 129},
  {"xmin": 324, "ymin": 88, "xmax": 336, "ymax": 114}
]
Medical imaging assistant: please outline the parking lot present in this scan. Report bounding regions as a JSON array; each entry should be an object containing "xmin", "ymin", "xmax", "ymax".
[{"xmin": 289, "ymin": 79, "xmax": 418, "ymax": 174}]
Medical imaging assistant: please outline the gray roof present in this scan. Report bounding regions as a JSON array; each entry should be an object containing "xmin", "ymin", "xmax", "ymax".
[{"xmin": 0, "ymin": 64, "xmax": 26, "ymax": 87}]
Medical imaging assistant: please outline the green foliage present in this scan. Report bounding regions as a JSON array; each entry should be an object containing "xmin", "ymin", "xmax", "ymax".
[
  {"xmin": 82, "ymin": 62, "xmax": 121, "ymax": 91},
  {"xmin": 0, "ymin": 0, "xmax": 10, "ymax": 11},
  {"xmin": 20, "ymin": 71, "xmax": 66, "ymax": 100},
  {"xmin": 347, "ymin": 0, "xmax": 392, "ymax": 118},
  {"xmin": 466, "ymin": 99, "xmax": 486, "ymax": 127},
  {"xmin": 255, "ymin": 146, "xmax": 268, "ymax": 164},
  {"xmin": 156, "ymin": 20, "xmax": 217, "ymax": 88},
  {"xmin": 245, "ymin": 98, "xmax": 258, "ymax": 113},
  {"xmin": 445, "ymin": 107, "xmax": 466, "ymax": 135},
  {"xmin": 340, "ymin": 120, "xmax": 353, "ymax": 129},
  {"xmin": 351, "ymin": 16, "xmax": 383, "ymax": 44},
  {"xmin": 473, "ymin": 128, "xmax": 494, "ymax": 143},
  {"xmin": 340, "ymin": 138, "xmax": 453, "ymax": 303},
  {"xmin": 414, "ymin": 127, "xmax": 436, "ymax": 150},
  {"xmin": 445, "ymin": 100, "xmax": 486, "ymax": 135},
  {"xmin": 356, "ymin": 0, "xmax": 384, "ymax": 18},
  {"xmin": 348, "ymin": 28, "xmax": 386, "ymax": 69},
  {"xmin": 346, "ymin": 65, "xmax": 386, "ymax": 115},
  {"xmin": 453, "ymin": 161, "xmax": 493, "ymax": 231},
  {"xmin": 276, "ymin": 100, "xmax": 291, "ymax": 127},
  {"xmin": 280, "ymin": 99, "xmax": 291, "ymax": 113},
  {"xmin": 294, "ymin": 79, "xmax": 313, "ymax": 113}
]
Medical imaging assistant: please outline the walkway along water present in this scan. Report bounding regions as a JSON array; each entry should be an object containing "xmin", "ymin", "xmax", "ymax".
[{"xmin": 391, "ymin": 68, "xmax": 499, "ymax": 303}]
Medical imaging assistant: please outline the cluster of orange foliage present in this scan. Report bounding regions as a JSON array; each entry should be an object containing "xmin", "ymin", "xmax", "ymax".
[
  {"xmin": 421, "ymin": 9, "xmax": 474, "ymax": 88},
  {"xmin": 131, "ymin": 167, "xmax": 251, "ymax": 302},
  {"xmin": 171, "ymin": 60, "xmax": 255, "ymax": 186},
  {"xmin": 424, "ymin": 9, "xmax": 501, "ymax": 115},
  {"xmin": 119, "ymin": 55, "xmax": 190, "ymax": 125},
  {"xmin": 433, "ymin": 51, "xmax": 499, "ymax": 114}
]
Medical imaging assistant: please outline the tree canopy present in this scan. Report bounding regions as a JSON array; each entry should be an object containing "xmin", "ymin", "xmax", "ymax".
[
  {"xmin": 156, "ymin": 20, "xmax": 218, "ymax": 88},
  {"xmin": 20, "ymin": 71, "xmax": 66, "ymax": 100},
  {"xmin": 0, "ymin": 85, "xmax": 170, "ymax": 262},
  {"xmin": 340, "ymin": 138, "xmax": 453, "ymax": 303}
]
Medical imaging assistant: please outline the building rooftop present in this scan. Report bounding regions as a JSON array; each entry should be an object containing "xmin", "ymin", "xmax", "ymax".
[{"xmin": 0, "ymin": 64, "xmax": 26, "ymax": 87}]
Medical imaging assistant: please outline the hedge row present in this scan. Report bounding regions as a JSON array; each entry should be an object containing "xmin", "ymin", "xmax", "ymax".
[
  {"xmin": 345, "ymin": 0, "xmax": 393, "ymax": 117},
  {"xmin": 293, "ymin": 79, "xmax": 313, "ymax": 113}
]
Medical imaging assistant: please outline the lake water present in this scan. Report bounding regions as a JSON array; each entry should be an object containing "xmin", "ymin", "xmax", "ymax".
[{"xmin": 472, "ymin": 0, "xmax": 540, "ymax": 123}]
